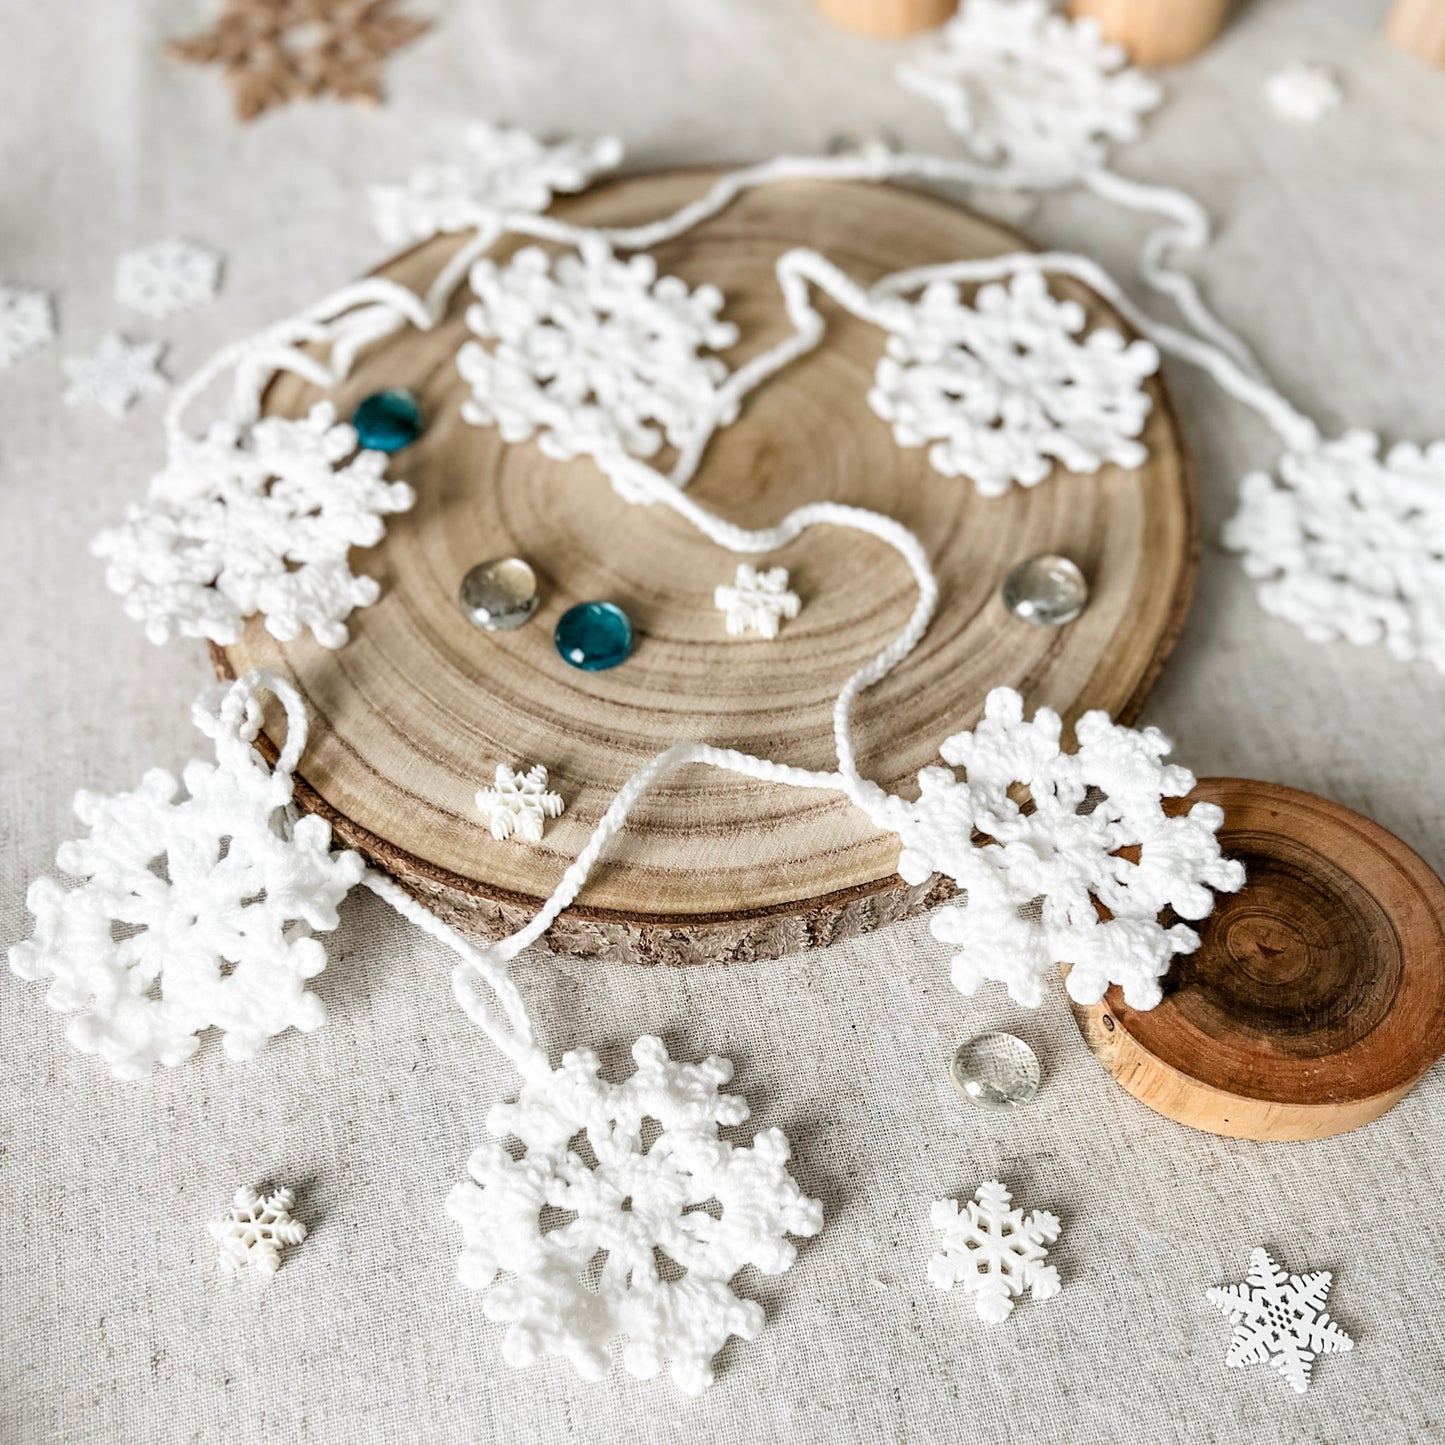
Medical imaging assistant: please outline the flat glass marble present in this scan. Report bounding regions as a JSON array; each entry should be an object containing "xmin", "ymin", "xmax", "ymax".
[
  {"xmin": 949, "ymin": 1032, "xmax": 1041, "ymax": 1111},
  {"xmin": 352, "ymin": 388, "xmax": 423, "ymax": 453},
  {"xmin": 1002, "ymin": 554, "xmax": 1088, "ymax": 627},
  {"xmin": 555, "ymin": 600, "xmax": 633, "ymax": 671},
  {"xmin": 460, "ymin": 557, "xmax": 539, "ymax": 631}
]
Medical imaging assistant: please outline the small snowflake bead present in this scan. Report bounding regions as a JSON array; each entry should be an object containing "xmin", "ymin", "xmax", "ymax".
[
  {"xmin": 476, "ymin": 763, "xmax": 565, "ymax": 842},
  {"xmin": 0, "ymin": 283, "xmax": 55, "ymax": 368},
  {"xmin": 62, "ymin": 333, "xmax": 169, "ymax": 419},
  {"xmin": 115, "ymin": 239, "xmax": 221, "ymax": 319},
  {"xmin": 929, "ymin": 1180, "xmax": 1060, "ymax": 1323},
  {"xmin": 714, "ymin": 564, "xmax": 801, "ymax": 639},
  {"xmin": 209, "ymin": 1185, "xmax": 307, "ymax": 1276}
]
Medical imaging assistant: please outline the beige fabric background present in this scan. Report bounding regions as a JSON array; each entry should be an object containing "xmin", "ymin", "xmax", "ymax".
[{"xmin": 3, "ymin": 1, "xmax": 1444, "ymax": 1441}]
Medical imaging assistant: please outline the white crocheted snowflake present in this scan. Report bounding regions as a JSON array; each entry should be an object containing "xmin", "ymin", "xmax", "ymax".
[
  {"xmin": 897, "ymin": 0, "xmax": 1161, "ymax": 176},
  {"xmin": 8, "ymin": 674, "xmax": 364, "ymax": 1079},
  {"xmin": 446, "ymin": 1035, "xmax": 823, "ymax": 1395},
  {"xmin": 457, "ymin": 238, "xmax": 738, "ymax": 471},
  {"xmin": 1208, "ymin": 1247, "xmax": 1354, "ymax": 1395},
  {"xmin": 929, "ymin": 1180, "xmax": 1060, "ymax": 1324},
  {"xmin": 896, "ymin": 686, "xmax": 1244, "ymax": 1010},
  {"xmin": 370, "ymin": 123, "xmax": 624, "ymax": 246},
  {"xmin": 62, "ymin": 333, "xmax": 169, "ymax": 419},
  {"xmin": 115, "ymin": 238, "xmax": 222, "ymax": 319},
  {"xmin": 476, "ymin": 763, "xmax": 565, "ymax": 842},
  {"xmin": 0, "ymin": 283, "xmax": 54, "ymax": 367},
  {"xmin": 1222, "ymin": 431, "xmax": 1445, "ymax": 673},
  {"xmin": 714, "ymin": 564, "xmax": 801, "ymax": 639},
  {"xmin": 869, "ymin": 272, "xmax": 1159, "ymax": 495},
  {"xmin": 209, "ymin": 1185, "xmax": 308, "ymax": 1276},
  {"xmin": 91, "ymin": 401, "xmax": 415, "ymax": 649}
]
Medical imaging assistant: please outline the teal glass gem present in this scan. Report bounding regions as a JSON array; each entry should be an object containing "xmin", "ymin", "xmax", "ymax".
[
  {"xmin": 555, "ymin": 601, "xmax": 633, "ymax": 671},
  {"xmin": 352, "ymin": 388, "xmax": 422, "ymax": 453}
]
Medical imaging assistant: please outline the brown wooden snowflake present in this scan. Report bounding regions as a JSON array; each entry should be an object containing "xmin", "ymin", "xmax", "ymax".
[{"xmin": 168, "ymin": 0, "xmax": 430, "ymax": 122}]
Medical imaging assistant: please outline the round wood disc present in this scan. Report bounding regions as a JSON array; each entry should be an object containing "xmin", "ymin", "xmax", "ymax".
[
  {"xmin": 1070, "ymin": 778, "xmax": 1445, "ymax": 1140},
  {"xmin": 216, "ymin": 167, "xmax": 1196, "ymax": 964}
]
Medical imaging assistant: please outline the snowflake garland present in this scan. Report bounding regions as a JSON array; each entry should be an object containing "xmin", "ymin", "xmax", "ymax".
[
  {"xmin": 897, "ymin": 0, "xmax": 1161, "ymax": 177},
  {"xmin": 869, "ymin": 272, "xmax": 1159, "ymax": 495},
  {"xmin": 476, "ymin": 764, "xmax": 566, "ymax": 843},
  {"xmin": 62, "ymin": 333, "xmax": 169, "ymax": 419},
  {"xmin": 447, "ymin": 1035, "xmax": 823, "ymax": 1395},
  {"xmin": 91, "ymin": 401, "xmax": 415, "ymax": 649},
  {"xmin": 895, "ymin": 686, "xmax": 1245, "ymax": 1010},
  {"xmin": 1208, "ymin": 1248, "xmax": 1354, "ymax": 1395},
  {"xmin": 929, "ymin": 1180, "xmax": 1061, "ymax": 1324},
  {"xmin": 714, "ymin": 564, "xmax": 801, "ymax": 639},
  {"xmin": 209, "ymin": 1185, "xmax": 308, "ymax": 1276},
  {"xmin": 0, "ymin": 283, "xmax": 55, "ymax": 368},
  {"xmin": 116, "ymin": 238, "xmax": 222, "ymax": 319},
  {"xmin": 7, "ymin": 673, "xmax": 364, "ymax": 1079},
  {"xmin": 370, "ymin": 123, "xmax": 624, "ymax": 246}
]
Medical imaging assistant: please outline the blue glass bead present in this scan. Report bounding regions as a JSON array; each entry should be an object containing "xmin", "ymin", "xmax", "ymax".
[
  {"xmin": 352, "ymin": 388, "xmax": 422, "ymax": 453},
  {"xmin": 555, "ymin": 601, "xmax": 633, "ymax": 671}
]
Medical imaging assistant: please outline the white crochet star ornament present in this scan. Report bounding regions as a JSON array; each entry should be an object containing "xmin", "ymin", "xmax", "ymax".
[
  {"xmin": 715, "ymin": 563, "xmax": 801, "ymax": 639},
  {"xmin": 929, "ymin": 1180, "xmax": 1061, "ymax": 1324},
  {"xmin": 1223, "ymin": 430, "xmax": 1445, "ymax": 674},
  {"xmin": 0, "ymin": 282, "xmax": 54, "ymax": 367},
  {"xmin": 1208, "ymin": 1247, "xmax": 1354, "ymax": 1395},
  {"xmin": 92, "ymin": 401, "xmax": 415, "ymax": 649},
  {"xmin": 897, "ymin": 0, "xmax": 1161, "ymax": 177},
  {"xmin": 476, "ymin": 763, "xmax": 566, "ymax": 842},
  {"xmin": 209, "ymin": 1185, "xmax": 308, "ymax": 1276},
  {"xmin": 897, "ymin": 686, "xmax": 1244, "ymax": 1009},
  {"xmin": 62, "ymin": 333, "xmax": 169, "ymax": 419},
  {"xmin": 8, "ymin": 672, "xmax": 364, "ymax": 1079},
  {"xmin": 115, "ymin": 238, "xmax": 222, "ymax": 319},
  {"xmin": 447, "ymin": 1035, "xmax": 824, "ymax": 1395},
  {"xmin": 869, "ymin": 272, "xmax": 1159, "ymax": 495},
  {"xmin": 370, "ymin": 123, "xmax": 623, "ymax": 246}
]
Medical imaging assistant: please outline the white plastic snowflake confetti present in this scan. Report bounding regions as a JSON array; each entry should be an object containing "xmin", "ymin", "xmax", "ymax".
[
  {"xmin": 91, "ymin": 401, "xmax": 415, "ymax": 649},
  {"xmin": 869, "ymin": 272, "xmax": 1159, "ymax": 495},
  {"xmin": 370, "ymin": 123, "xmax": 624, "ymax": 246},
  {"xmin": 8, "ymin": 673, "xmax": 364, "ymax": 1079},
  {"xmin": 61, "ymin": 333, "xmax": 169, "ymax": 419},
  {"xmin": 115, "ymin": 238, "xmax": 222, "ymax": 319},
  {"xmin": 898, "ymin": 0, "xmax": 1161, "ymax": 177},
  {"xmin": 1265, "ymin": 63, "xmax": 1343, "ymax": 124},
  {"xmin": 446, "ymin": 1035, "xmax": 823, "ymax": 1395},
  {"xmin": 209, "ymin": 1185, "xmax": 308, "ymax": 1277},
  {"xmin": 458, "ymin": 238, "xmax": 739, "ymax": 474},
  {"xmin": 929, "ymin": 1180, "xmax": 1061, "ymax": 1324},
  {"xmin": 1223, "ymin": 431, "xmax": 1445, "ymax": 673},
  {"xmin": 476, "ymin": 763, "xmax": 566, "ymax": 843},
  {"xmin": 896, "ymin": 686, "xmax": 1244, "ymax": 1010},
  {"xmin": 1208, "ymin": 1247, "xmax": 1354, "ymax": 1395},
  {"xmin": 0, "ymin": 282, "xmax": 54, "ymax": 367},
  {"xmin": 714, "ymin": 564, "xmax": 801, "ymax": 639}
]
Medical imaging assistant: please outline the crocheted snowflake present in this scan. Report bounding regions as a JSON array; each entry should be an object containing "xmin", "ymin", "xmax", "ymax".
[
  {"xmin": 929, "ymin": 1180, "xmax": 1060, "ymax": 1324},
  {"xmin": 62, "ymin": 333, "xmax": 169, "ymax": 419},
  {"xmin": 209, "ymin": 1185, "xmax": 308, "ymax": 1276},
  {"xmin": 91, "ymin": 401, "xmax": 415, "ymax": 649},
  {"xmin": 476, "ymin": 764, "xmax": 566, "ymax": 843},
  {"xmin": 1222, "ymin": 431, "xmax": 1445, "ymax": 674},
  {"xmin": 715, "ymin": 564, "xmax": 801, "ymax": 639},
  {"xmin": 370, "ymin": 123, "xmax": 624, "ymax": 246},
  {"xmin": 446, "ymin": 1035, "xmax": 824, "ymax": 1395},
  {"xmin": 457, "ymin": 238, "xmax": 738, "ymax": 474},
  {"xmin": 895, "ymin": 686, "xmax": 1244, "ymax": 1010},
  {"xmin": 869, "ymin": 272, "xmax": 1159, "ymax": 495},
  {"xmin": 0, "ymin": 283, "xmax": 54, "ymax": 367},
  {"xmin": 897, "ymin": 0, "xmax": 1161, "ymax": 177},
  {"xmin": 1208, "ymin": 1247, "xmax": 1354, "ymax": 1395},
  {"xmin": 8, "ymin": 674, "xmax": 364, "ymax": 1079},
  {"xmin": 115, "ymin": 238, "xmax": 222, "ymax": 319}
]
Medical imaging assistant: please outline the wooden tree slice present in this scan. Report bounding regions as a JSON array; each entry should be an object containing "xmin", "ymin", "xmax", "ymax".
[
  {"xmin": 216, "ymin": 167, "xmax": 1196, "ymax": 964},
  {"xmin": 1070, "ymin": 779, "xmax": 1445, "ymax": 1141}
]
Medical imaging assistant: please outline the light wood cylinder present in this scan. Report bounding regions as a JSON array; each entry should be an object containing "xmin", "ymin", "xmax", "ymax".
[
  {"xmin": 1386, "ymin": 0, "xmax": 1445, "ymax": 65},
  {"xmin": 1069, "ymin": 0, "xmax": 1233, "ymax": 65},
  {"xmin": 812, "ymin": 0, "xmax": 955, "ymax": 38}
]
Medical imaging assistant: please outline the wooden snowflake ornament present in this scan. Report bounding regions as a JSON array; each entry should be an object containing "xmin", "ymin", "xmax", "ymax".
[
  {"xmin": 929, "ymin": 1180, "xmax": 1061, "ymax": 1323},
  {"xmin": 209, "ymin": 1185, "xmax": 308, "ymax": 1275}
]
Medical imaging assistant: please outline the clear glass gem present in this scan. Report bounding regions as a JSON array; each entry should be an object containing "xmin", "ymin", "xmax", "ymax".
[
  {"xmin": 460, "ymin": 557, "xmax": 539, "ymax": 631},
  {"xmin": 949, "ymin": 1032, "xmax": 1041, "ymax": 1111},
  {"xmin": 1002, "ymin": 554, "xmax": 1088, "ymax": 627},
  {"xmin": 555, "ymin": 600, "xmax": 633, "ymax": 671},
  {"xmin": 352, "ymin": 388, "xmax": 422, "ymax": 453}
]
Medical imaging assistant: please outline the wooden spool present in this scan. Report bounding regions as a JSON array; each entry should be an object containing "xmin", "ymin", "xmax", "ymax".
[
  {"xmin": 811, "ymin": 0, "xmax": 956, "ymax": 38},
  {"xmin": 1386, "ymin": 0, "xmax": 1445, "ymax": 66},
  {"xmin": 216, "ymin": 168, "xmax": 1196, "ymax": 964},
  {"xmin": 1068, "ymin": 0, "xmax": 1234, "ymax": 66},
  {"xmin": 1070, "ymin": 779, "xmax": 1445, "ymax": 1141}
]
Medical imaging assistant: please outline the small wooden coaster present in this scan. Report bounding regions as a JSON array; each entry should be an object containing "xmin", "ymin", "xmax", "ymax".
[{"xmin": 1070, "ymin": 778, "xmax": 1445, "ymax": 1141}]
